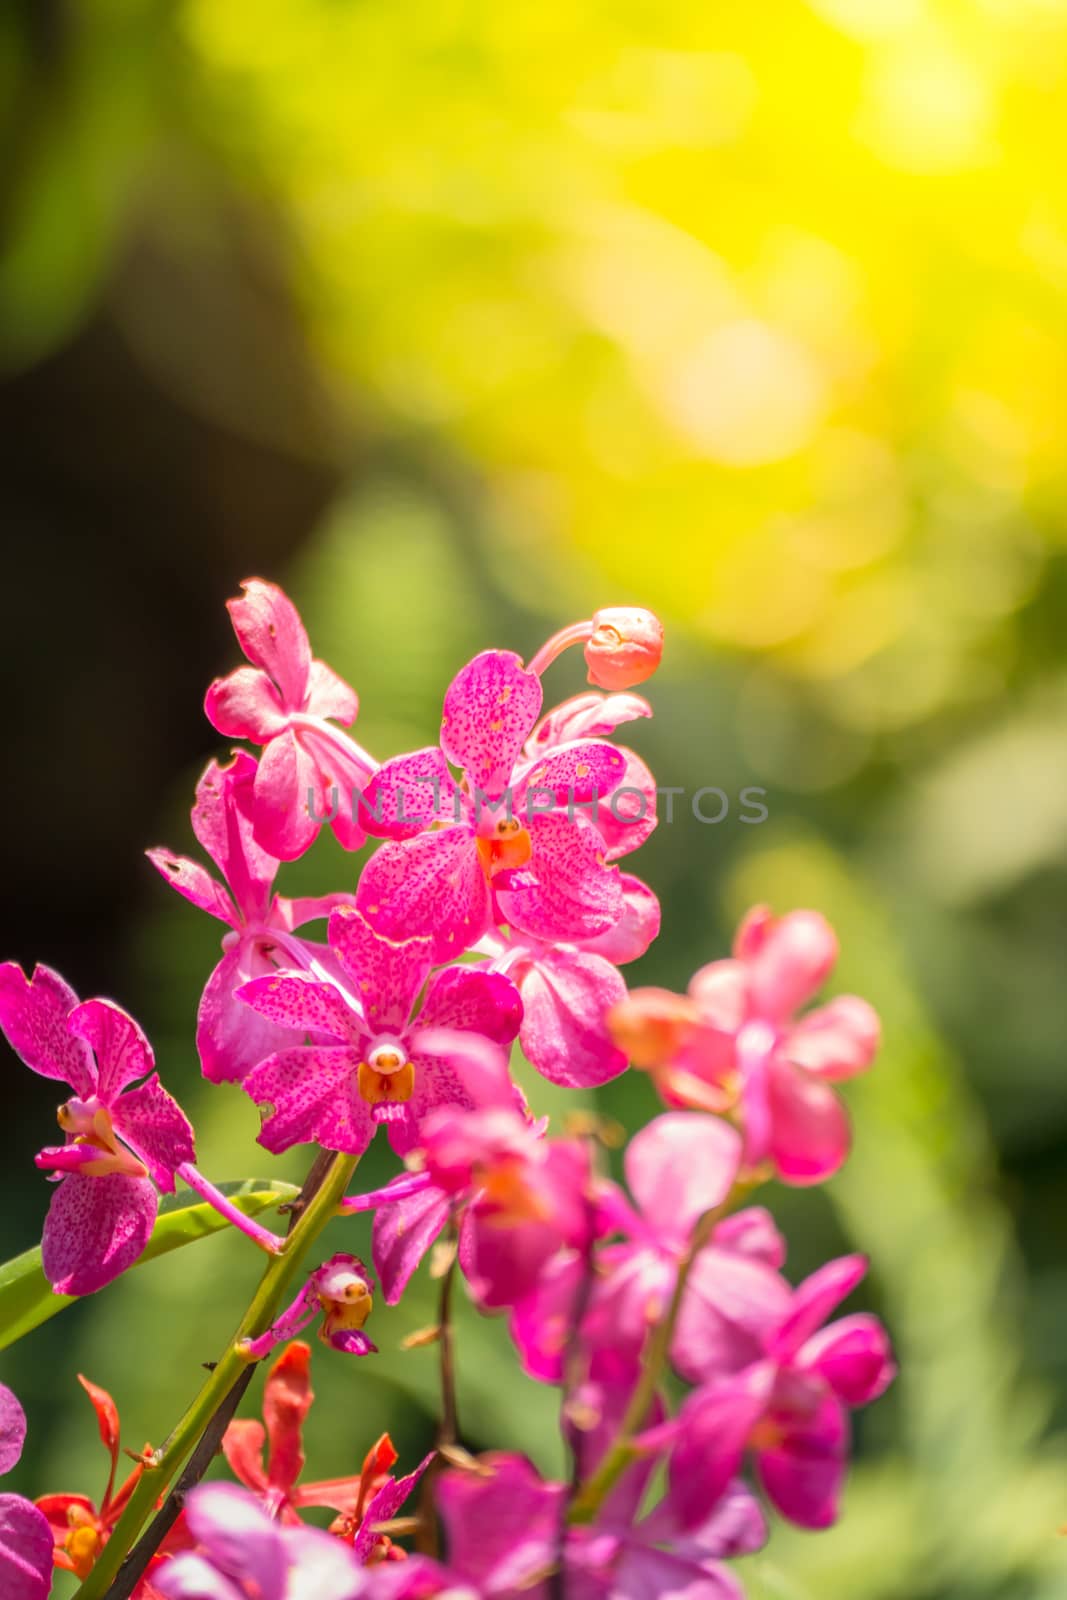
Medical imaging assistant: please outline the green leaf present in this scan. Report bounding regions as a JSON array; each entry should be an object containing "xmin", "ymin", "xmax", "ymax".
[{"xmin": 0, "ymin": 1178, "xmax": 299, "ymax": 1353}]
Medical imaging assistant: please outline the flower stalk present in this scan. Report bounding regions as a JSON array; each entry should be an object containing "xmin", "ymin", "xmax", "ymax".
[
  {"xmin": 567, "ymin": 1181, "xmax": 750, "ymax": 1526},
  {"xmin": 74, "ymin": 1150, "xmax": 359, "ymax": 1600}
]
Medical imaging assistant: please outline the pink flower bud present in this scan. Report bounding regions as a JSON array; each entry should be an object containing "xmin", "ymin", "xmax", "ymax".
[{"xmin": 584, "ymin": 608, "xmax": 664, "ymax": 690}]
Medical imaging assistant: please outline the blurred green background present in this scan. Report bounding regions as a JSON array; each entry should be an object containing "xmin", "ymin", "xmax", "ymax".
[{"xmin": 1, "ymin": 1, "xmax": 1066, "ymax": 1596}]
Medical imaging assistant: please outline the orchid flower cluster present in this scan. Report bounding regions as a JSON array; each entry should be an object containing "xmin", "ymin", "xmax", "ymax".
[{"xmin": 0, "ymin": 581, "xmax": 893, "ymax": 1600}]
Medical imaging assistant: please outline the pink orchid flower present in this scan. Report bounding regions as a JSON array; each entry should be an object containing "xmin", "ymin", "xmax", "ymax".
[
  {"xmin": 362, "ymin": 1445, "xmax": 755, "ymax": 1600},
  {"xmin": 0, "ymin": 965, "xmax": 195, "ymax": 1294},
  {"xmin": 236, "ymin": 907, "xmax": 522, "ymax": 1159},
  {"xmin": 342, "ymin": 1107, "xmax": 595, "ymax": 1310},
  {"xmin": 148, "ymin": 752, "xmax": 355, "ymax": 1083},
  {"xmin": 204, "ymin": 579, "xmax": 377, "ymax": 861},
  {"xmin": 237, "ymin": 1255, "xmax": 378, "ymax": 1362},
  {"xmin": 355, "ymin": 651, "xmax": 638, "ymax": 963},
  {"xmin": 0, "ymin": 1382, "xmax": 54, "ymax": 1600},
  {"xmin": 154, "ymin": 1482, "xmax": 367, "ymax": 1600},
  {"xmin": 611, "ymin": 907, "xmax": 881, "ymax": 1185},
  {"xmin": 510, "ymin": 1114, "xmax": 790, "ymax": 1386},
  {"xmin": 666, "ymin": 1254, "xmax": 895, "ymax": 1531}
]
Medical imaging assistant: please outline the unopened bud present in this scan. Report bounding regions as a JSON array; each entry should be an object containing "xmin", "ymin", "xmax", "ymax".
[{"xmin": 585, "ymin": 608, "xmax": 663, "ymax": 690}]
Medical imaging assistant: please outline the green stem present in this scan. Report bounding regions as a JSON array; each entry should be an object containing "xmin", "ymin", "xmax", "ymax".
[
  {"xmin": 75, "ymin": 1151, "xmax": 358, "ymax": 1600},
  {"xmin": 568, "ymin": 1180, "xmax": 751, "ymax": 1525}
]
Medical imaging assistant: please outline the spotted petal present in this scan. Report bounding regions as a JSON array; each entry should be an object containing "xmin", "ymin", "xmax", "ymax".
[
  {"xmin": 191, "ymin": 752, "xmax": 277, "ymax": 922},
  {"xmin": 496, "ymin": 813, "xmax": 623, "ymax": 943},
  {"xmin": 113, "ymin": 1073, "xmax": 196, "ymax": 1192},
  {"xmin": 373, "ymin": 1187, "xmax": 452, "ymax": 1305},
  {"xmin": 396, "ymin": 1030, "xmax": 518, "ymax": 1157},
  {"xmin": 246, "ymin": 1047, "xmax": 374, "ymax": 1156},
  {"xmin": 357, "ymin": 828, "xmax": 491, "ymax": 964},
  {"xmin": 68, "ymin": 998, "xmax": 154, "ymax": 1102},
  {"xmin": 0, "ymin": 1385, "xmax": 26, "ymax": 1475},
  {"xmin": 441, "ymin": 650, "xmax": 542, "ymax": 797},
  {"xmin": 418, "ymin": 966, "xmax": 522, "ymax": 1046},
  {"xmin": 0, "ymin": 962, "xmax": 94, "ymax": 1097},
  {"xmin": 236, "ymin": 971, "xmax": 362, "ymax": 1045},
  {"xmin": 41, "ymin": 1171, "xmax": 157, "ymax": 1296},
  {"xmin": 328, "ymin": 907, "xmax": 433, "ymax": 1033},
  {"xmin": 359, "ymin": 747, "xmax": 459, "ymax": 841}
]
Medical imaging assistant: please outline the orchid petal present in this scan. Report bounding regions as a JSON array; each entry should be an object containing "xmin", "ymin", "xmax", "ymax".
[
  {"xmin": 305, "ymin": 659, "xmax": 359, "ymax": 725},
  {"xmin": 496, "ymin": 813, "xmax": 623, "ymax": 943},
  {"xmin": 67, "ymin": 998, "xmax": 154, "ymax": 1102},
  {"xmin": 112, "ymin": 1073, "xmax": 195, "ymax": 1192},
  {"xmin": 772, "ymin": 1254, "xmax": 869, "ymax": 1361},
  {"xmin": 146, "ymin": 849, "xmax": 237, "ymax": 927},
  {"xmin": 0, "ymin": 1494, "xmax": 55, "ymax": 1600},
  {"xmin": 184, "ymin": 1482, "xmax": 288, "ymax": 1600},
  {"xmin": 0, "ymin": 962, "xmax": 94, "ymax": 1096},
  {"xmin": 41, "ymin": 1171, "xmax": 157, "ymax": 1296},
  {"xmin": 236, "ymin": 971, "xmax": 360, "ymax": 1044},
  {"xmin": 250, "ymin": 729, "xmax": 327, "ymax": 861},
  {"xmin": 624, "ymin": 1114, "xmax": 742, "ymax": 1239},
  {"xmin": 191, "ymin": 752, "xmax": 278, "ymax": 921},
  {"xmin": 328, "ymin": 908, "xmax": 432, "ymax": 1032},
  {"xmin": 766, "ymin": 1055, "xmax": 851, "ymax": 1185},
  {"xmin": 756, "ymin": 1391, "xmax": 848, "ymax": 1529},
  {"xmin": 372, "ymin": 1187, "xmax": 452, "ymax": 1305},
  {"xmin": 785, "ymin": 996, "xmax": 881, "ymax": 1081},
  {"xmin": 798, "ymin": 1313, "xmax": 896, "ymax": 1406},
  {"xmin": 246, "ymin": 1047, "xmax": 373, "ymax": 1156},
  {"xmin": 0, "ymin": 1385, "xmax": 26, "ymax": 1475},
  {"xmin": 227, "ymin": 580, "xmax": 312, "ymax": 708},
  {"xmin": 418, "ymin": 965, "xmax": 522, "ymax": 1045},
  {"xmin": 518, "ymin": 948, "xmax": 627, "ymax": 1088},
  {"xmin": 359, "ymin": 748, "xmax": 458, "ymax": 841},
  {"xmin": 357, "ymin": 828, "xmax": 491, "ymax": 965},
  {"xmin": 441, "ymin": 650, "xmax": 543, "ymax": 797}
]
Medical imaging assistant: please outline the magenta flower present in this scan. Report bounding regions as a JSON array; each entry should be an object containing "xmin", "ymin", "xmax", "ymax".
[
  {"xmin": 154, "ymin": 1483, "xmax": 366, "ymax": 1600},
  {"xmin": 0, "ymin": 965, "xmax": 195, "ymax": 1295},
  {"xmin": 148, "ymin": 752, "xmax": 355, "ymax": 1082},
  {"xmin": 0, "ymin": 1383, "xmax": 54, "ymax": 1600},
  {"xmin": 204, "ymin": 580, "xmax": 376, "ymax": 861},
  {"xmin": 611, "ymin": 907, "xmax": 881, "ymax": 1184},
  {"xmin": 341, "ymin": 1107, "xmax": 595, "ymax": 1312},
  {"xmin": 238, "ymin": 1255, "xmax": 378, "ymax": 1362},
  {"xmin": 667, "ymin": 1254, "xmax": 895, "ymax": 1531},
  {"xmin": 510, "ymin": 1113, "xmax": 790, "ymax": 1385},
  {"xmin": 356, "ymin": 651, "xmax": 639, "ymax": 962},
  {"xmin": 361, "ymin": 1447, "xmax": 757, "ymax": 1600},
  {"xmin": 237, "ymin": 907, "xmax": 522, "ymax": 1159}
]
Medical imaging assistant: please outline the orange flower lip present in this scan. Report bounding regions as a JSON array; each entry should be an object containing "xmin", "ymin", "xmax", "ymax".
[{"xmin": 476, "ymin": 820, "xmax": 533, "ymax": 876}]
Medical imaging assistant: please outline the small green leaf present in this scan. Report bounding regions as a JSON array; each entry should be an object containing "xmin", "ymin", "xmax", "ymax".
[{"xmin": 0, "ymin": 1178, "xmax": 299, "ymax": 1352}]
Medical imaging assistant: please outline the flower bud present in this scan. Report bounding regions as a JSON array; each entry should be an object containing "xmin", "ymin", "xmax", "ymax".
[{"xmin": 584, "ymin": 608, "xmax": 664, "ymax": 690}]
